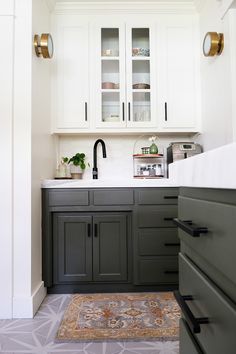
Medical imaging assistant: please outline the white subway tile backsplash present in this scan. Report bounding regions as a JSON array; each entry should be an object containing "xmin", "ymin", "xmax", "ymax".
[{"xmin": 58, "ymin": 135, "xmax": 194, "ymax": 180}]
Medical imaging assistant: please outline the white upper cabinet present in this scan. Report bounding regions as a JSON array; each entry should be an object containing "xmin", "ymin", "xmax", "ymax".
[
  {"xmin": 52, "ymin": 18, "xmax": 89, "ymax": 131},
  {"xmin": 0, "ymin": 1, "xmax": 14, "ymax": 15},
  {"xmin": 126, "ymin": 24, "xmax": 156, "ymax": 129},
  {"xmin": 91, "ymin": 22, "xmax": 156, "ymax": 129},
  {"xmin": 51, "ymin": 13, "xmax": 200, "ymax": 134},
  {"xmin": 157, "ymin": 16, "xmax": 200, "ymax": 132},
  {"xmin": 92, "ymin": 23, "xmax": 126, "ymax": 129}
]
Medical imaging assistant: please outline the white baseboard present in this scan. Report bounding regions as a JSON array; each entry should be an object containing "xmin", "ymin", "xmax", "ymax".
[
  {"xmin": 0, "ymin": 297, "xmax": 13, "ymax": 319},
  {"xmin": 13, "ymin": 281, "xmax": 46, "ymax": 318}
]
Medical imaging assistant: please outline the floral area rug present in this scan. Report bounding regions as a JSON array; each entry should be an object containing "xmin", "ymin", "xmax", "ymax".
[{"xmin": 56, "ymin": 292, "xmax": 180, "ymax": 342}]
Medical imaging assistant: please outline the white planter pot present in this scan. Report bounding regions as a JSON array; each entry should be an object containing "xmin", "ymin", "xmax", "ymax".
[{"xmin": 70, "ymin": 165, "xmax": 84, "ymax": 179}]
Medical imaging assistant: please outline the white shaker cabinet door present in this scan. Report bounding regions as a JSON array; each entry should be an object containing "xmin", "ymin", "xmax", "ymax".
[
  {"xmin": 52, "ymin": 20, "xmax": 89, "ymax": 130},
  {"xmin": 157, "ymin": 16, "xmax": 200, "ymax": 132}
]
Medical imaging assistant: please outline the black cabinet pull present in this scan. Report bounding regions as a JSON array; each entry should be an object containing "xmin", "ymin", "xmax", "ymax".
[
  {"xmin": 164, "ymin": 102, "xmax": 167, "ymax": 121},
  {"xmin": 164, "ymin": 270, "xmax": 179, "ymax": 275},
  {"xmin": 85, "ymin": 102, "xmax": 88, "ymax": 121},
  {"xmin": 87, "ymin": 224, "xmax": 91, "ymax": 237},
  {"xmin": 164, "ymin": 196, "xmax": 178, "ymax": 199},
  {"xmin": 94, "ymin": 223, "xmax": 98, "ymax": 237},
  {"xmin": 163, "ymin": 217, "xmax": 175, "ymax": 221},
  {"xmin": 173, "ymin": 218, "xmax": 208, "ymax": 237},
  {"xmin": 174, "ymin": 290, "xmax": 209, "ymax": 334},
  {"xmin": 128, "ymin": 102, "xmax": 131, "ymax": 121},
  {"xmin": 122, "ymin": 102, "xmax": 125, "ymax": 121},
  {"xmin": 164, "ymin": 243, "xmax": 180, "ymax": 247}
]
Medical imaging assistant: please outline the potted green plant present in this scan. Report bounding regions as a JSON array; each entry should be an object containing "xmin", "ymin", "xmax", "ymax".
[{"xmin": 67, "ymin": 153, "xmax": 89, "ymax": 179}]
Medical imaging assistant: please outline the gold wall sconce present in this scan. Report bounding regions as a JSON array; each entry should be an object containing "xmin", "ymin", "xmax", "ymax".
[
  {"xmin": 203, "ymin": 32, "xmax": 224, "ymax": 57},
  {"xmin": 34, "ymin": 33, "xmax": 54, "ymax": 59}
]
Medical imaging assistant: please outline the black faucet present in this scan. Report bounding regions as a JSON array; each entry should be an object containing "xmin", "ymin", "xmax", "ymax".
[{"xmin": 92, "ymin": 139, "xmax": 107, "ymax": 179}]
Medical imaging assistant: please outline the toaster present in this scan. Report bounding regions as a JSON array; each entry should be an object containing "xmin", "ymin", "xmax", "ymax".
[{"xmin": 167, "ymin": 142, "xmax": 202, "ymax": 165}]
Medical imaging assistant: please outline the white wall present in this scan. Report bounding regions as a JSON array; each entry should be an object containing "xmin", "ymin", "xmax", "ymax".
[
  {"xmin": 0, "ymin": 0, "xmax": 55, "ymax": 319},
  {"xmin": 0, "ymin": 12, "xmax": 14, "ymax": 319},
  {"xmin": 13, "ymin": 0, "xmax": 33, "ymax": 318},
  {"xmin": 228, "ymin": 9, "xmax": 236, "ymax": 140},
  {"xmin": 198, "ymin": 0, "xmax": 235, "ymax": 150},
  {"xmin": 31, "ymin": 0, "xmax": 55, "ymax": 310},
  {"xmin": 58, "ymin": 134, "xmax": 196, "ymax": 179}
]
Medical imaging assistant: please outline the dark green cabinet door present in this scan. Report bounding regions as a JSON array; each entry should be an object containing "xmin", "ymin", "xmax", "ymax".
[
  {"xmin": 93, "ymin": 214, "xmax": 128, "ymax": 282},
  {"xmin": 54, "ymin": 214, "xmax": 92, "ymax": 283},
  {"xmin": 179, "ymin": 319, "xmax": 203, "ymax": 354}
]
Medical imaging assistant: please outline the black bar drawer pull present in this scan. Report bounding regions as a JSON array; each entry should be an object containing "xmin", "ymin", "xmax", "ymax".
[
  {"xmin": 173, "ymin": 218, "xmax": 208, "ymax": 237},
  {"xmin": 164, "ymin": 196, "xmax": 178, "ymax": 199},
  {"xmin": 128, "ymin": 102, "xmax": 131, "ymax": 121},
  {"xmin": 174, "ymin": 290, "xmax": 209, "ymax": 334},
  {"xmin": 85, "ymin": 102, "xmax": 88, "ymax": 121},
  {"xmin": 163, "ymin": 217, "xmax": 175, "ymax": 221},
  {"xmin": 122, "ymin": 102, "xmax": 125, "ymax": 121},
  {"xmin": 94, "ymin": 223, "xmax": 98, "ymax": 237},
  {"xmin": 164, "ymin": 102, "xmax": 167, "ymax": 121},
  {"xmin": 164, "ymin": 242, "xmax": 180, "ymax": 247},
  {"xmin": 164, "ymin": 270, "xmax": 179, "ymax": 274},
  {"xmin": 87, "ymin": 224, "xmax": 91, "ymax": 237}
]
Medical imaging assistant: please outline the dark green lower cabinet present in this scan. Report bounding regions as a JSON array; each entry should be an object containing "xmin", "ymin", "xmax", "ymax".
[
  {"xmin": 179, "ymin": 319, "xmax": 203, "ymax": 354},
  {"xmin": 138, "ymin": 257, "xmax": 178, "ymax": 284},
  {"xmin": 54, "ymin": 214, "xmax": 92, "ymax": 283},
  {"xmin": 42, "ymin": 187, "xmax": 180, "ymax": 291},
  {"xmin": 93, "ymin": 215, "xmax": 127, "ymax": 282},
  {"xmin": 53, "ymin": 213, "xmax": 129, "ymax": 284}
]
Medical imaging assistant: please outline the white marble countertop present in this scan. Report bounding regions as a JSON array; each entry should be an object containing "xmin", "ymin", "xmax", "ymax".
[
  {"xmin": 42, "ymin": 178, "xmax": 178, "ymax": 189},
  {"xmin": 169, "ymin": 142, "xmax": 236, "ymax": 189}
]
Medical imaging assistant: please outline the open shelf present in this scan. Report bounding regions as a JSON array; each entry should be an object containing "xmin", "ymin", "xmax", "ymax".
[
  {"xmin": 133, "ymin": 154, "xmax": 164, "ymax": 158},
  {"xmin": 133, "ymin": 175, "xmax": 164, "ymax": 179}
]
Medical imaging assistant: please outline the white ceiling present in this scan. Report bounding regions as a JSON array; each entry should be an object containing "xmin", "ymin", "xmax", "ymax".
[
  {"xmin": 54, "ymin": 0, "xmax": 194, "ymax": 2},
  {"xmin": 47, "ymin": 0, "xmax": 204, "ymax": 12}
]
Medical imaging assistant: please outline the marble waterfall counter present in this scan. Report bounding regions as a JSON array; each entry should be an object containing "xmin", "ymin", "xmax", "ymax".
[{"xmin": 169, "ymin": 142, "xmax": 236, "ymax": 190}]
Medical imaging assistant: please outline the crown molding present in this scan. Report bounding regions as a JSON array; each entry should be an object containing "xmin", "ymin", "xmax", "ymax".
[
  {"xmin": 52, "ymin": 1, "xmax": 196, "ymax": 15},
  {"xmin": 45, "ymin": 0, "xmax": 56, "ymax": 12},
  {"xmin": 193, "ymin": 0, "xmax": 206, "ymax": 12}
]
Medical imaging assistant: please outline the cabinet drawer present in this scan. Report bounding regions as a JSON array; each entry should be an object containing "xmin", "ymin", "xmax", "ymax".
[
  {"xmin": 138, "ymin": 206, "xmax": 177, "ymax": 227},
  {"xmin": 137, "ymin": 188, "xmax": 178, "ymax": 205},
  {"xmin": 179, "ymin": 319, "xmax": 203, "ymax": 354},
  {"xmin": 48, "ymin": 190, "xmax": 89, "ymax": 206},
  {"xmin": 138, "ymin": 256, "xmax": 178, "ymax": 284},
  {"xmin": 93, "ymin": 189, "xmax": 134, "ymax": 205},
  {"xmin": 179, "ymin": 253, "xmax": 236, "ymax": 354},
  {"xmin": 178, "ymin": 196, "xmax": 236, "ymax": 289},
  {"xmin": 138, "ymin": 228, "xmax": 179, "ymax": 256}
]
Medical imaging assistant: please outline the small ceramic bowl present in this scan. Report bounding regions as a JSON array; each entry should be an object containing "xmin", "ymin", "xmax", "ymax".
[
  {"xmin": 133, "ymin": 83, "xmax": 150, "ymax": 89},
  {"xmin": 104, "ymin": 115, "xmax": 120, "ymax": 122},
  {"xmin": 102, "ymin": 82, "xmax": 115, "ymax": 89}
]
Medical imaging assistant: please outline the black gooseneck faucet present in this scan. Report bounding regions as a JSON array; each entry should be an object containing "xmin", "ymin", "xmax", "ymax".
[{"xmin": 92, "ymin": 139, "xmax": 107, "ymax": 179}]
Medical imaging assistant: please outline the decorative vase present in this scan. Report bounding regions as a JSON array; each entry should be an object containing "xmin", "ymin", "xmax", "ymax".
[
  {"xmin": 149, "ymin": 143, "xmax": 158, "ymax": 154},
  {"xmin": 70, "ymin": 165, "xmax": 84, "ymax": 179}
]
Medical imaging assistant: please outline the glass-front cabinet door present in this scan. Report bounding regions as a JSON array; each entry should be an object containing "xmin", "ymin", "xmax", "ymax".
[
  {"xmin": 126, "ymin": 25, "xmax": 156, "ymax": 128},
  {"xmin": 94, "ymin": 25, "xmax": 126, "ymax": 128},
  {"xmin": 93, "ymin": 23, "xmax": 156, "ymax": 129}
]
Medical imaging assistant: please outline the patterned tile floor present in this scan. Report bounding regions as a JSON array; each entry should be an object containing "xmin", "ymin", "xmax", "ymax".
[{"xmin": 0, "ymin": 295, "xmax": 179, "ymax": 354}]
